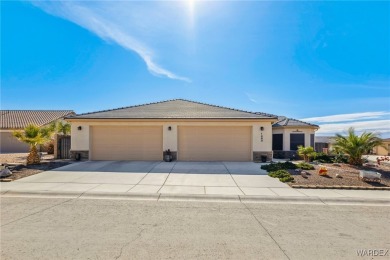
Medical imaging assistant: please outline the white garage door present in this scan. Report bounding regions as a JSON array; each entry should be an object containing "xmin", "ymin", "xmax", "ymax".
[
  {"xmin": 91, "ymin": 126, "xmax": 163, "ymax": 160},
  {"xmin": 178, "ymin": 126, "xmax": 252, "ymax": 161}
]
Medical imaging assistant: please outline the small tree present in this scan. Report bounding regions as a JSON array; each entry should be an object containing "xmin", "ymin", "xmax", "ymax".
[
  {"xmin": 13, "ymin": 124, "xmax": 53, "ymax": 164},
  {"xmin": 333, "ymin": 127, "xmax": 385, "ymax": 166},
  {"xmin": 297, "ymin": 146, "xmax": 316, "ymax": 162},
  {"xmin": 56, "ymin": 121, "xmax": 71, "ymax": 135}
]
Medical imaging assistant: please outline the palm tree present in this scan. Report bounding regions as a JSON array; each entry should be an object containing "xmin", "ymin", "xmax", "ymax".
[
  {"xmin": 56, "ymin": 121, "xmax": 71, "ymax": 135},
  {"xmin": 13, "ymin": 124, "xmax": 53, "ymax": 164},
  {"xmin": 297, "ymin": 146, "xmax": 316, "ymax": 162},
  {"xmin": 333, "ymin": 127, "xmax": 385, "ymax": 166}
]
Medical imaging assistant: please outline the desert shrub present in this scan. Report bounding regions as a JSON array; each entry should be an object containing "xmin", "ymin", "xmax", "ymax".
[
  {"xmin": 279, "ymin": 176, "xmax": 295, "ymax": 183},
  {"xmin": 261, "ymin": 162, "xmax": 297, "ymax": 172},
  {"xmin": 296, "ymin": 162, "xmax": 315, "ymax": 170},
  {"xmin": 268, "ymin": 170, "xmax": 294, "ymax": 183},
  {"xmin": 314, "ymin": 153, "xmax": 333, "ymax": 163},
  {"xmin": 333, "ymin": 153, "xmax": 348, "ymax": 163}
]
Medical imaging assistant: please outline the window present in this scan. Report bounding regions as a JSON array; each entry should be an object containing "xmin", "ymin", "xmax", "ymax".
[
  {"xmin": 290, "ymin": 134, "xmax": 304, "ymax": 150},
  {"xmin": 310, "ymin": 134, "xmax": 314, "ymax": 147},
  {"xmin": 272, "ymin": 134, "xmax": 283, "ymax": 150}
]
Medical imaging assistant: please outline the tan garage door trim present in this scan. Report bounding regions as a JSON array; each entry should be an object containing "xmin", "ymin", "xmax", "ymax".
[
  {"xmin": 178, "ymin": 126, "xmax": 252, "ymax": 161},
  {"xmin": 90, "ymin": 126, "xmax": 163, "ymax": 161}
]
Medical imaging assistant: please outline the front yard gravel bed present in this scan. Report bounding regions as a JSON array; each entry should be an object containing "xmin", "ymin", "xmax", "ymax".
[
  {"xmin": 288, "ymin": 163, "xmax": 390, "ymax": 188},
  {"xmin": 1, "ymin": 162, "xmax": 71, "ymax": 181}
]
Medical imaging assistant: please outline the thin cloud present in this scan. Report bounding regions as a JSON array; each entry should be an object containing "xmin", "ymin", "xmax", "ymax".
[
  {"xmin": 31, "ymin": 1, "xmax": 190, "ymax": 82},
  {"xmin": 302, "ymin": 111, "xmax": 390, "ymax": 123},
  {"xmin": 244, "ymin": 92, "xmax": 259, "ymax": 104},
  {"xmin": 316, "ymin": 119, "xmax": 390, "ymax": 136}
]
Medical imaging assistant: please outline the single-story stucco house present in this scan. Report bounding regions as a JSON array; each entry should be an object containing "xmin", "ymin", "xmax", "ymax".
[
  {"xmin": 271, "ymin": 116, "xmax": 319, "ymax": 159},
  {"xmin": 0, "ymin": 110, "xmax": 74, "ymax": 153},
  {"xmin": 66, "ymin": 99, "xmax": 318, "ymax": 161}
]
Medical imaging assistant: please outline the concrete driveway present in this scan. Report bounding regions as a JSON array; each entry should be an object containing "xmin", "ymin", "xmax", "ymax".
[
  {"xmin": 1, "ymin": 161, "xmax": 301, "ymax": 196},
  {"xmin": 2, "ymin": 161, "xmax": 390, "ymax": 200},
  {"xmin": 54, "ymin": 161, "xmax": 267, "ymax": 175}
]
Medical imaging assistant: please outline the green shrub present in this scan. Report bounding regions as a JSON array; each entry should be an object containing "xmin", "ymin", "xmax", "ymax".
[
  {"xmin": 268, "ymin": 170, "xmax": 289, "ymax": 178},
  {"xmin": 314, "ymin": 153, "xmax": 333, "ymax": 163},
  {"xmin": 296, "ymin": 162, "xmax": 314, "ymax": 170},
  {"xmin": 279, "ymin": 176, "xmax": 295, "ymax": 183},
  {"xmin": 268, "ymin": 170, "xmax": 294, "ymax": 183},
  {"xmin": 261, "ymin": 162, "xmax": 297, "ymax": 172},
  {"xmin": 333, "ymin": 154, "xmax": 348, "ymax": 163}
]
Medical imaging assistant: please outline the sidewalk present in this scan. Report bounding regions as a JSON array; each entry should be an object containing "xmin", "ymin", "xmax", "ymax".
[{"xmin": 1, "ymin": 172, "xmax": 389, "ymax": 205}]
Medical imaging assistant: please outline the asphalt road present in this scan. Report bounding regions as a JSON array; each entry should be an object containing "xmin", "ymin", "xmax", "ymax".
[{"xmin": 1, "ymin": 197, "xmax": 389, "ymax": 260}]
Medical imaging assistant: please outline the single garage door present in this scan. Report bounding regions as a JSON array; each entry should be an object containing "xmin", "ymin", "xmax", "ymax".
[
  {"xmin": 91, "ymin": 126, "xmax": 163, "ymax": 160},
  {"xmin": 178, "ymin": 126, "xmax": 251, "ymax": 161}
]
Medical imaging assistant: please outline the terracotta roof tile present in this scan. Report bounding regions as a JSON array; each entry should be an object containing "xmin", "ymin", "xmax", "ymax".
[
  {"xmin": 68, "ymin": 99, "xmax": 277, "ymax": 120},
  {"xmin": 272, "ymin": 116, "xmax": 319, "ymax": 128},
  {"xmin": 0, "ymin": 110, "xmax": 74, "ymax": 129}
]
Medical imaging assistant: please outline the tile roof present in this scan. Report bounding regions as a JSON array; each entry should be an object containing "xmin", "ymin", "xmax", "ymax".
[
  {"xmin": 272, "ymin": 116, "xmax": 319, "ymax": 128},
  {"xmin": 1, "ymin": 110, "xmax": 75, "ymax": 129},
  {"xmin": 315, "ymin": 136, "xmax": 335, "ymax": 143},
  {"xmin": 68, "ymin": 99, "xmax": 277, "ymax": 120}
]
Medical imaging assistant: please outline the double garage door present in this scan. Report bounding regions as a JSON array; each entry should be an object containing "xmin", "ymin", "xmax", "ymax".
[{"xmin": 90, "ymin": 126, "xmax": 251, "ymax": 161}]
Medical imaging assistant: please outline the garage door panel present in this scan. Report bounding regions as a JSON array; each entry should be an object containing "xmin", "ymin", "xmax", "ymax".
[
  {"xmin": 91, "ymin": 126, "xmax": 162, "ymax": 160},
  {"xmin": 178, "ymin": 126, "xmax": 251, "ymax": 161}
]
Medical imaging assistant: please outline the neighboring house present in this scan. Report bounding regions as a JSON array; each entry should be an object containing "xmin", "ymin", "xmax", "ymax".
[
  {"xmin": 372, "ymin": 138, "xmax": 390, "ymax": 156},
  {"xmin": 0, "ymin": 110, "xmax": 75, "ymax": 153},
  {"xmin": 271, "ymin": 116, "xmax": 319, "ymax": 159},
  {"xmin": 66, "ymin": 99, "xmax": 319, "ymax": 161},
  {"xmin": 314, "ymin": 136, "xmax": 335, "ymax": 153}
]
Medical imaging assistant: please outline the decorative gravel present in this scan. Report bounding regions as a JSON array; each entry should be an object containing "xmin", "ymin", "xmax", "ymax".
[
  {"xmin": 1, "ymin": 153, "xmax": 71, "ymax": 181},
  {"xmin": 0, "ymin": 153, "xmax": 54, "ymax": 164},
  {"xmin": 2, "ymin": 162, "xmax": 71, "ymax": 181},
  {"xmin": 289, "ymin": 163, "xmax": 390, "ymax": 188}
]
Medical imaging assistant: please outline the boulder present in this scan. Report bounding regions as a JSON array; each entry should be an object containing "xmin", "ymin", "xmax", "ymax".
[{"xmin": 0, "ymin": 168, "xmax": 12, "ymax": 178}]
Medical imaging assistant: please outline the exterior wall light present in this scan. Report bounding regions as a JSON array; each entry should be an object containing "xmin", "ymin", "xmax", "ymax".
[
  {"xmin": 77, "ymin": 126, "xmax": 82, "ymax": 131},
  {"xmin": 168, "ymin": 126, "xmax": 172, "ymax": 131},
  {"xmin": 260, "ymin": 127, "xmax": 264, "ymax": 131}
]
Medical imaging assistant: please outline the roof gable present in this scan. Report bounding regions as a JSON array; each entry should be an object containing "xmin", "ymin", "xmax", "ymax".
[
  {"xmin": 68, "ymin": 99, "xmax": 277, "ymax": 120},
  {"xmin": 1, "ymin": 110, "xmax": 74, "ymax": 129}
]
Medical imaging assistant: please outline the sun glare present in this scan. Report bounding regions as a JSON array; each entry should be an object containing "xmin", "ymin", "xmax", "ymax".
[{"xmin": 187, "ymin": 0, "xmax": 196, "ymax": 28}]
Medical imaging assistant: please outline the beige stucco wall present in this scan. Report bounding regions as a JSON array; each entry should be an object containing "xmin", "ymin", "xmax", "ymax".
[
  {"xmin": 0, "ymin": 130, "xmax": 30, "ymax": 153},
  {"xmin": 272, "ymin": 127, "xmax": 317, "ymax": 151},
  {"xmin": 163, "ymin": 124, "xmax": 178, "ymax": 151},
  {"xmin": 69, "ymin": 120, "xmax": 274, "ymax": 157},
  {"xmin": 373, "ymin": 142, "xmax": 390, "ymax": 156},
  {"xmin": 70, "ymin": 124, "xmax": 90, "ymax": 151},
  {"xmin": 252, "ymin": 123, "xmax": 273, "ymax": 151}
]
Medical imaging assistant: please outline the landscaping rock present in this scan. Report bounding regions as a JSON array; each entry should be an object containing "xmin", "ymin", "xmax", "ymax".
[{"xmin": 0, "ymin": 168, "xmax": 12, "ymax": 178}]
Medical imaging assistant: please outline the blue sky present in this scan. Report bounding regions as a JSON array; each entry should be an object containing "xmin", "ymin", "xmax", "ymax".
[{"xmin": 1, "ymin": 1, "xmax": 389, "ymax": 136}]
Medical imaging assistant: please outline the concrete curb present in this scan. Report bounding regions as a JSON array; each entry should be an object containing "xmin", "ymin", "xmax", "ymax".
[
  {"xmin": 1, "ymin": 190, "xmax": 389, "ymax": 205},
  {"xmin": 82, "ymin": 192, "xmax": 160, "ymax": 201},
  {"xmin": 159, "ymin": 194, "xmax": 240, "ymax": 202},
  {"xmin": 240, "ymin": 195, "xmax": 324, "ymax": 204},
  {"xmin": 320, "ymin": 197, "xmax": 390, "ymax": 206},
  {"xmin": 2, "ymin": 190, "xmax": 83, "ymax": 198}
]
